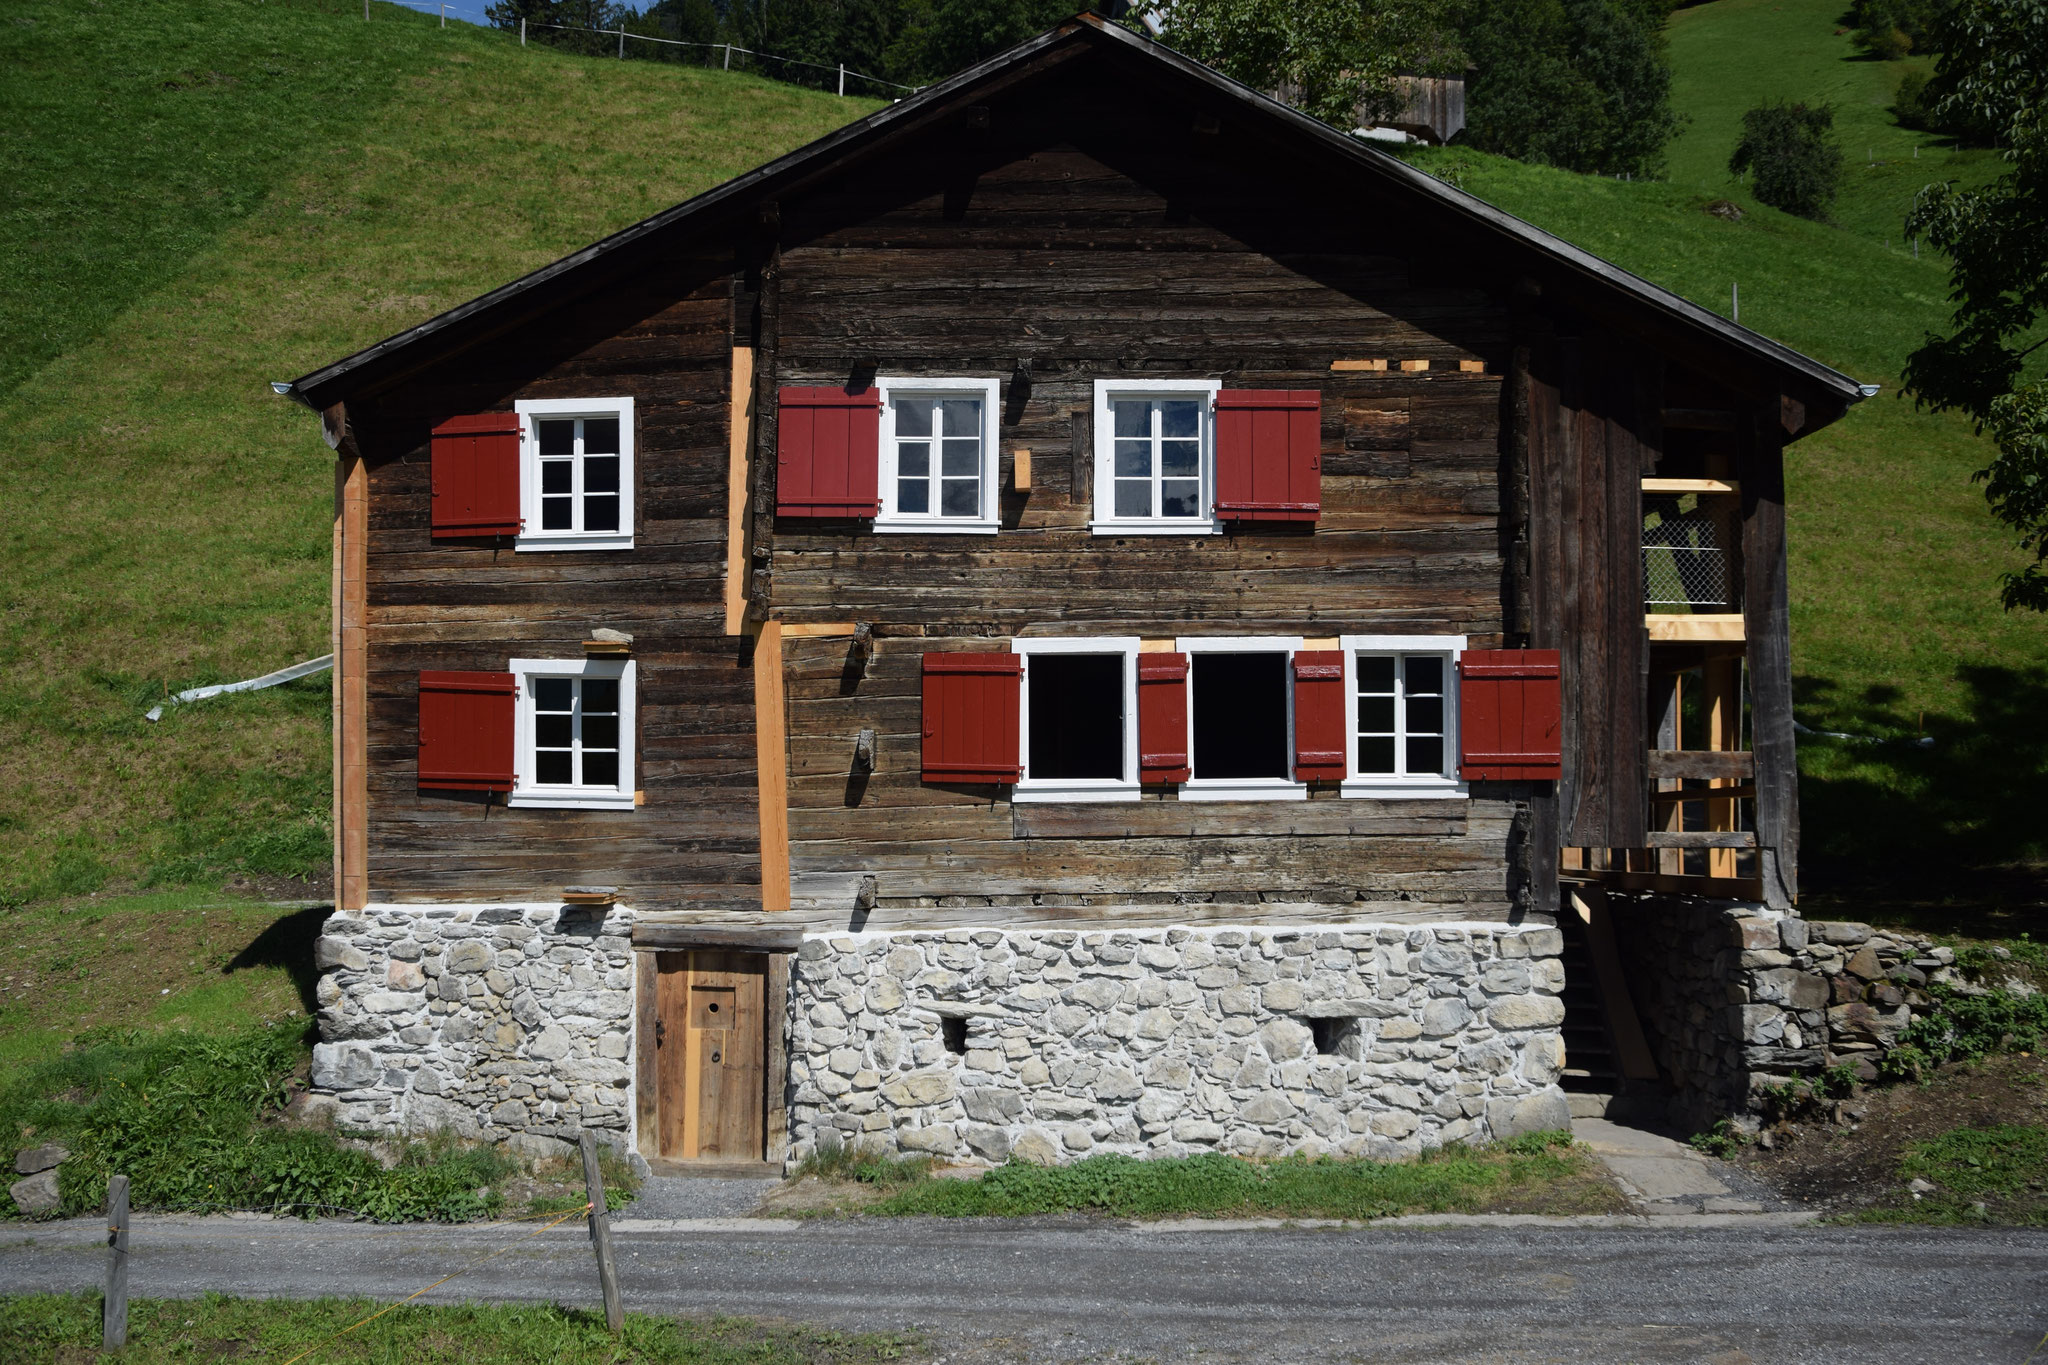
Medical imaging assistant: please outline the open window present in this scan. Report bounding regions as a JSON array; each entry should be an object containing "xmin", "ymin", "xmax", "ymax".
[
  {"xmin": 1340, "ymin": 634, "xmax": 1467, "ymax": 799},
  {"xmin": 509, "ymin": 656, "xmax": 636, "ymax": 809},
  {"xmin": 1176, "ymin": 636, "xmax": 1306, "ymax": 801},
  {"xmin": 875, "ymin": 377, "xmax": 1000, "ymax": 533},
  {"xmin": 1013, "ymin": 637, "xmax": 1140, "ymax": 802},
  {"xmin": 514, "ymin": 397, "xmax": 635, "ymax": 552},
  {"xmin": 1091, "ymin": 380, "xmax": 1220, "ymax": 536}
]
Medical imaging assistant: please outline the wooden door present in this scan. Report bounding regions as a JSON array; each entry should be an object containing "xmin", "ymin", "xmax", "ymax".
[{"xmin": 654, "ymin": 950, "xmax": 766, "ymax": 1160}]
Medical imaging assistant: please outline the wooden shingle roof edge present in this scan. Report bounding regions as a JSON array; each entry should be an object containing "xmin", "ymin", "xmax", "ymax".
[{"xmin": 277, "ymin": 12, "xmax": 1868, "ymax": 419}]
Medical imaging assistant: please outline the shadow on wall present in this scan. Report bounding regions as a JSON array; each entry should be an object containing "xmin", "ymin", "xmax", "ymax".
[
  {"xmin": 1796, "ymin": 663, "xmax": 2048, "ymax": 927},
  {"xmin": 225, "ymin": 904, "xmax": 330, "ymax": 1015}
]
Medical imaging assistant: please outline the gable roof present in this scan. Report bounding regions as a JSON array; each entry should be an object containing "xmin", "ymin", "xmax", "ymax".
[{"xmin": 280, "ymin": 12, "xmax": 1866, "ymax": 417}]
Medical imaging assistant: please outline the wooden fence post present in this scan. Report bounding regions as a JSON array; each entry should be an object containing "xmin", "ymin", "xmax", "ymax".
[
  {"xmin": 578, "ymin": 1133, "xmax": 623, "ymax": 1333},
  {"xmin": 104, "ymin": 1174, "xmax": 129, "ymax": 1350}
]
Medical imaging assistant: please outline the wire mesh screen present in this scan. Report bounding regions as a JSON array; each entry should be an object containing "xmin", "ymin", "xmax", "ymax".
[{"xmin": 1642, "ymin": 495, "xmax": 1736, "ymax": 611}]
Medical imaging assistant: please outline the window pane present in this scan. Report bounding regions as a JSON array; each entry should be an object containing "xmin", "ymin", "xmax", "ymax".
[
  {"xmin": 536, "ymin": 750, "xmax": 573, "ymax": 784},
  {"xmin": 1161, "ymin": 479, "xmax": 1201, "ymax": 518},
  {"xmin": 1357, "ymin": 695, "xmax": 1395, "ymax": 734},
  {"xmin": 1407, "ymin": 695, "xmax": 1444, "ymax": 736},
  {"xmin": 583, "ymin": 455, "xmax": 619, "ymax": 494},
  {"xmin": 1113, "ymin": 400, "xmax": 1149, "ymax": 438},
  {"xmin": 583, "ymin": 495, "xmax": 620, "ymax": 532},
  {"xmin": 1114, "ymin": 480, "xmax": 1151, "ymax": 518},
  {"xmin": 582, "ymin": 417, "xmax": 620, "ymax": 455},
  {"xmin": 1114, "ymin": 439, "xmax": 1151, "ymax": 478},
  {"xmin": 940, "ymin": 398, "xmax": 980, "ymax": 437},
  {"xmin": 1161, "ymin": 440, "xmax": 1199, "ymax": 477},
  {"xmin": 1027, "ymin": 653, "xmax": 1124, "ymax": 780},
  {"xmin": 533, "ymin": 678, "xmax": 574, "ymax": 712},
  {"xmin": 896, "ymin": 400, "xmax": 932, "ymax": 438},
  {"xmin": 1406, "ymin": 736, "xmax": 1444, "ymax": 776},
  {"xmin": 1357, "ymin": 656, "xmax": 1395, "ymax": 692},
  {"xmin": 941, "ymin": 439, "xmax": 979, "ymax": 476},
  {"xmin": 581, "ymin": 714, "xmax": 619, "ymax": 751},
  {"xmin": 1160, "ymin": 401, "xmax": 1199, "ymax": 438},
  {"xmin": 898, "ymin": 441, "xmax": 930, "ymax": 476},
  {"xmin": 1191, "ymin": 653, "xmax": 1288, "ymax": 779},
  {"xmin": 898, "ymin": 479, "xmax": 929, "ymax": 514},
  {"xmin": 1358, "ymin": 736, "xmax": 1396, "ymax": 774},
  {"xmin": 537, "ymin": 420, "xmax": 574, "ymax": 456},
  {"xmin": 582, "ymin": 678, "xmax": 619, "ymax": 713},
  {"xmin": 540, "ymin": 461, "xmax": 572, "ymax": 495},
  {"xmin": 940, "ymin": 479, "xmax": 979, "ymax": 518},
  {"xmin": 1405, "ymin": 655, "xmax": 1443, "ymax": 695},
  {"xmin": 541, "ymin": 498, "xmax": 572, "ymax": 531},
  {"xmin": 536, "ymin": 714, "xmax": 573, "ymax": 749},
  {"xmin": 580, "ymin": 751, "xmax": 618, "ymax": 788}
]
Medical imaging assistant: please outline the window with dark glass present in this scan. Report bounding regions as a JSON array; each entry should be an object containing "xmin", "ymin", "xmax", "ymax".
[
  {"xmin": 534, "ymin": 415, "xmax": 622, "ymax": 535},
  {"xmin": 1190, "ymin": 653, "xmax": 1289, "ymax": 779},
  {"xmin": 892, "ymin": 395, "xmax": 983, "ymax": 519},
  {"xmin": 1356, "ymin": 654, "xmax": 1447, "ymax": 778},
  {"xmin": 531, "ymin": 674, "xmax": 621, "ymax": 789},
  {"xmin": 1026, "ymin": 653, "xmax": 1125, "ymax": 781},
  {"xmin": 1112, "ymin": 397, "xmax": 1205, "ymax": 520}
]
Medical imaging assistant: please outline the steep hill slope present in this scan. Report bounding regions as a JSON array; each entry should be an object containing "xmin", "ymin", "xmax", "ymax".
[{"xmin": 0, "ymin": 0, "xmax": 879, "ymax": 903}]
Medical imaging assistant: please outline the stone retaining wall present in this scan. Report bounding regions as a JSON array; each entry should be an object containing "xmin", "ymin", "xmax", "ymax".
[
  {"xmin": 1613, "ymin": 898, "xmax": 1953, "ymax": 1132},
  {"xmin": 785, "ymin": 923, "xmax": 1573, "ymax": 1165},
  {"xmin": 309, "ymin": 904, "xmax": 635, "ymax": 1148}
]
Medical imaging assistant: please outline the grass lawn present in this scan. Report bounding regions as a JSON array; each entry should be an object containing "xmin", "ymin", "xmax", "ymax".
[
  {"xmin": 763, "ymin": 1134, "xmax": 1629, "ymax": 1220},
  {"xmin": 0, "ymin": 0, "xmax": 879, "ymax": 905},
  {"xmin": 0, "ymin": 1295, "xmax": 921, "ymax": 1364}
]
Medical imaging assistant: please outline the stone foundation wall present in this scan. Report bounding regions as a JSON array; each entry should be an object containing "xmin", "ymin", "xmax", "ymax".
[
  {"xmin": 785, "ymin": 923, "xmax": 1573, "ymax": 1166},
  {"xmin": 1613, "ymin": 898, "xmax": 1952, "ymax": 1132},
  {"xmin": 309, "ymin": 905, "xmax": 635, "ymax": 1147}
]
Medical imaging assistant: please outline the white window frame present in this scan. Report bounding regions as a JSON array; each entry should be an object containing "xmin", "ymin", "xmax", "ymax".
[
  {"xmin": 515, "ymin": 396, "xmax": 635, "ymax": 552},
  {"xmin": 1340, "ymin": 634, "xmax": 1468, "ymax": 800},
  {"xmin": 874, "ymin": 377, "xmax": 1001, "ymax": 534},
  {"xmin": 1175, "ymin": 635, "xmax": 1307, "ymax": 802},
  {"xmin": 1091, "ymin": 379, "xmax": 1222, "ymax": 536},
  {"xmin": 1013, "ymin": 636, "xmax": 1141, "ymax": 803},
  {"xmin": 509, "ymin": 656, "xmax": 637, "ymax": 810}
]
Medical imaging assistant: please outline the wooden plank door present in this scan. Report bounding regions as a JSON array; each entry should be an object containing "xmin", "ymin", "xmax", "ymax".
[{"xmin": 654, "ymin": 950, "xmax": 766, "ymax": 1160}]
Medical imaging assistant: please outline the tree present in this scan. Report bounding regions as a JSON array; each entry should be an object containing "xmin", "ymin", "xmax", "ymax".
[
  {"xmin": 1457, "ymin": 0, "xmax": 1680, "ymax": 178},
  {"xmin": 1847, "ymin": 0, "xmax": 1955, "ymax": 60},
  {"xmin": 1728, "ymin": 100, "xmax": 1844, "ymax": 219},
  {"xmin": 1129, "ymin": 0, "xmax": 1462, "ymax": 131},
  {"xmin": 1901, "ymin": 0, "xmax": 2048, "ymax": 611}
]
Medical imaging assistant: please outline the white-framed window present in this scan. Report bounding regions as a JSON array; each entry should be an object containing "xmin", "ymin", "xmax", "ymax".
[
  {"xmin": 875, "ymin": 377, "xmax": 1000, "ymax": 533},
  {"xmin": 1340, "ymin": 634, "xmax": 1467, "ymax": 799},
  {"xmin": 510, "ymin": 657, "xmax": 636, "ymax": 809},
  {"xmin": 1091, "ymin": 379, "xmax": 1221, "ymax": 536},
  {"xmin": 1013, "ymin": 636, "xmax": 1141, "ymax": 803},
  {"xmin": 515, "ymin": 397, "xmax": 635, "ymax": 552},
  {"xmin": 1176, "ymin": 635, "xmax": 1306, "ymax": 802}
]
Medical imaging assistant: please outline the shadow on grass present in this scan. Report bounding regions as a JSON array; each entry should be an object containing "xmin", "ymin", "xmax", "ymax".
[
  {"xmin": 1796, "ymin": 662, "xmax": 2048, "ymax": 931},
  {"xmin": 225, "ymin": 904, "xmax": 329, "ymax": 1014}
]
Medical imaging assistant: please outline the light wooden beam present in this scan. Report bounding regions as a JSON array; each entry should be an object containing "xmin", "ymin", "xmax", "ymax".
[
  {"xmin": 1646, "ymin": 614, "xmax": 1745, "ymax": 642},
  {"xmin": 723, "ymin": 346, "xmax": 756, "ymax": 636},
  {"xmin": 1642, "ymin": 477, "xmax": 1740, "ymax": 495},
  {"xmin": 335, "ymin": 449, "xmax": 368, "ymax": 911},
  {"xmin": 751, "ymin": 620, "xmax": 790, "ymax": 911}
]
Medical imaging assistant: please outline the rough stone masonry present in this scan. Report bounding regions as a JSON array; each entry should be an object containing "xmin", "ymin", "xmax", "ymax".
[{"xmin": 786, "ymin": 923, "xmax": 1574, "ymax": 1165}]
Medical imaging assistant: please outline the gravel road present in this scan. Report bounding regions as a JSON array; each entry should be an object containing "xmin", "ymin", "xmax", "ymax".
[{"xmin": 6, "ymin": 1213, "xmax": 2046, "ymax": 1363}]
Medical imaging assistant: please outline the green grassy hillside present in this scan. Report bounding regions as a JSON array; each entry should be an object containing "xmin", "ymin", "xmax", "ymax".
[
  {"xmin": 0, "ymin": 0, "xmax": 880, "ymax": 904},
  {"xmin": 0, "ymin": 0, "xmax": 2038, "ymax": 914}
]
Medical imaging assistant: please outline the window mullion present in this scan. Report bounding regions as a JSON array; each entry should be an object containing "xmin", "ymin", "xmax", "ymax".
[{"xmin": 1393, "ymin": 656, "xmax": 1408, "ymax": 777}]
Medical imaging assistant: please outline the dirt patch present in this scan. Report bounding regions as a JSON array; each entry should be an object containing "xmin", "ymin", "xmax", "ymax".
[
  {"xmin": 1470, "ymin": 1155, "xmax": 1634, "ymax": 1216},
  {"xmin": 1732, "ymin": 1051, "xmax": 2048, "ymax": 1219}
]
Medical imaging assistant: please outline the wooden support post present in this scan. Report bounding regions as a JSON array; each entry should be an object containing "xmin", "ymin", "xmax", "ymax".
[
  {"xmin": 1742, "ymin": 411, "xmax": 1799, "ymax": 906},
  {"xmin": 724, "ymin": 348, "xmax": 756, "ymax": 636},
  {"xmin": 578, "ymin": 1133, "xmax": 624, "ymax": 1333},
  {"xmin": 1652, "ymin": 671, "xmax": 1683, "ymax": 875},
  {"xmin": 104, "ymin": 1174, "xmax": 129, "ymax": 1349},
  {"xmin": 334, "ymin": 447, "xmax": 368, "ymax": 911},
  {"xmin": 752, "ymin": 620, "xmax": 790, "ymax": 911},
  {"xmin": 1704, "ymin": 657, "xmax": 1742, "ymax": 879}
]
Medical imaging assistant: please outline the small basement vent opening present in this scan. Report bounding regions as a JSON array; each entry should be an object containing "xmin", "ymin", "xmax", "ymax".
[
  {"xmin": 940, "ymin": 1016, "xmax": 968, "ymax": 1055},
  {"xmin": 1308, "ymin": 1016, "xmax": 1360, "ymax": 1058}
]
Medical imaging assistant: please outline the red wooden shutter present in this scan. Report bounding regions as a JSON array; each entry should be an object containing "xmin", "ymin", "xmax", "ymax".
[
  {"xmin": 1215, "ymin": 389, "xmax": 1321, "ymax": 522},
  {"xmin": 418, "ymin": 671, "xmax": 516, "ymax": 792},
  {"xmin": 1457, "ymin": 649, "xmax": 1562, "ymax": 781},
  {"xmin": 921, "ymin": 652, "xmax": 1022, "ymax": 784},
  {"xmin": 1137, "ymin": 652, "xmax": 1190, "ymax": 784},
  {"xmin": 1292, "ymin": 650, "xmax": 1347, "ymax": 782},
  {"xmin": 777, "ymin": 386, "xmax": 880, "ymax": 518},
  {"xmin": 431, "ymin": 413, "xmax": 523, "ymax": 538}
]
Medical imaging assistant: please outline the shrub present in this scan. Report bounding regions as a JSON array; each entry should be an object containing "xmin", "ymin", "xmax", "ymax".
[
  {"xmin": 1848, "ymin": 0, "xmax": 1955, "ymax": 59},
  {"xmin": 1729, "ymin": 100, "xmax": 1844, "ymax": 219},
  {"xmin": 1878, "ymin": 983, "xmax": 2048, "ymax": 1082}
]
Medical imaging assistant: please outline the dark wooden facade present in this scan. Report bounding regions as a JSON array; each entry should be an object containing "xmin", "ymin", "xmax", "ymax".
[{"xmin": 289, "ymin": 16, "xmax": 1860, "ymax": 922}]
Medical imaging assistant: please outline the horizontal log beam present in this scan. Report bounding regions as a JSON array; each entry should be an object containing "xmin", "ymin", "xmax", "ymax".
[
  {"xmin": 1645, "ymin": 830, "xmax": 1757, "ymax": 849},
  {"xmin": 1650, "ymin": 784, "xmax": 1756, "ymax": 803},
  {"xmin": 1647, "ymin": 750, "xmax": 1756, "ymax": 780},
  {"xmin": 630, "ymin": 924, "xmax": 804, "ymax": 951}
]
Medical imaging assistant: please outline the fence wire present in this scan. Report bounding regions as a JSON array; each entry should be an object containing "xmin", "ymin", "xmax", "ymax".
[
  {"xmin": 519, "ymin": 20, "xmax": 919, "ymax": 96},
  {"xmin": 1642, "ymin": 495, "xmax": 1736, "ymax": 611}
]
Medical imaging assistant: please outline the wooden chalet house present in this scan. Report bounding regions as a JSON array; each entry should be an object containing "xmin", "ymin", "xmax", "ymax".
[{"xmin": 280, "ymin": 15, "xmax": 1866, "ymax": 1169}]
